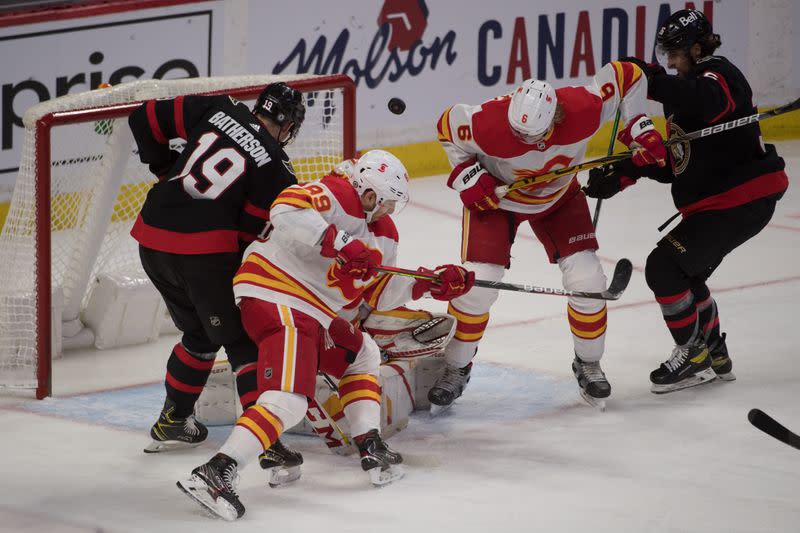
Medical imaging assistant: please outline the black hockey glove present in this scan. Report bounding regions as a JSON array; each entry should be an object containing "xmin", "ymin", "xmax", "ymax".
[
  {"xmin": 148, "ymin": 150, "xmax": 181, "ymax": 179},
  {"xmin": 583, "ymin": 164, "xmax": 637, "ymax": 200},
  {"xmin": 618, "ymin": 56, "xmax": 666, "ymax": 84}
]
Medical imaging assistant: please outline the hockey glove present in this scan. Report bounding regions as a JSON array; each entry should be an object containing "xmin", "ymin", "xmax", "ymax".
[
  {"xmin": 618, "ymin": 57, "xmax": 666, "ymax": 85},
  {"xmin": 618, "ymin": 114, "xmax": 667, "ymax": 167},
  {"xmin": 327, "ymin": 317, "xmax": 363, "ymax": 364},
  {"xmin": 583, "ymin": 164, "xmax": 637, "ymax": 199},
  {"xmin": 320, "ymin": 225, "xmax": 380, "ymax": 281},
  {"xmin": 447, "ymin": 159, "xmax": 501, "ymax": 211},
  {"xmin": 412, "ymin": 264, "xmax": 475, "ymax": 301},
  {"xmin": 149, "ymin": 150, "xmax": 180, "ymax": 180}
]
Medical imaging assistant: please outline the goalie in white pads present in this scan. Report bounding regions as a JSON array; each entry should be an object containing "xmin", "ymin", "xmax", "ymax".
[{"xmin": 177, "ymin": 150, "xmax": 474, "ymax": 520}]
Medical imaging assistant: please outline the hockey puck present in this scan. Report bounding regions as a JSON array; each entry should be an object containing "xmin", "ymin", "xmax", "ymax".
[{"xmin": 388, "ymin": 97, "xmax": 406, "ymax": 115}]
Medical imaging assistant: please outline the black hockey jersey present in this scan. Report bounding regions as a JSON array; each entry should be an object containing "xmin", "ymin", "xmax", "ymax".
[
  {"xmin": 641, "ymin": 56, "xmax": 787, "ymax": 215},
  {"xmin": 129, "ymin": 94, "xmax": 297, "ymax": 254}
]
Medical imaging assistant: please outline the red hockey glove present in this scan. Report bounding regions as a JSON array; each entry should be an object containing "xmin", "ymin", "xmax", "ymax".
[
  {"xmin": 320, "ymin": 225, "xmax": 380, "ymax": 281},
  {"xmin": 412, "ymin": 264, "xmax": 475, "ymax": 301},
  {"xmin": 447, "ymin": 159, "xmax": 501, "ymax": 211},
  {"xmin": 618, "ymin": 114, "xmax": 667, "ymax": 167},
  {"xmin": 327, "ymin": 317, "xmax": 363, "ymax": 364}
]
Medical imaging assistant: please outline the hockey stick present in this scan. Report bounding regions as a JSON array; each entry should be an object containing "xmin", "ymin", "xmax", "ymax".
[
  {"xmin": 748, "ymin": 408, "xmax": 800, "ymax": 451},
  {"xmin": 375, "ymin": 258, "xmax": 633, "ymax": 301},
  {"xmin": 593, "ymin": 110, "xmax": 621, "ymax": 229},
  {"xmin": 498, "ymin": 97, "xmax": 800, "ymax": 196}
]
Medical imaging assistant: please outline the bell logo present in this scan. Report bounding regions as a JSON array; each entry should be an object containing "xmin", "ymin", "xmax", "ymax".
[{"xmin": 679, "ymin": 11, "xmax": 700, "ymax": 27}]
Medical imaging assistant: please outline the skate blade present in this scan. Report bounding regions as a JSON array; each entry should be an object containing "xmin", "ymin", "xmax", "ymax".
[
  {"xmin": 651, "ymin": 368, "xmax": 717, "ymax": 394},
  {"xmin": 714, "ymin": 371, "xmax": 736, "ymax": 382},
  {"xmin": 176, "ymin": 476, "xmax": 240, "ymax": 521},
  {"xmin": 143, "ymin": 439, "xmax": 201, "ymax": 454},
  {"xmin": 368, "ymin": 464, "xmax": 405, "ymax": 487},
  {"xmin": 267, "ymin": 465, "xmax": 301, "ymax": 488},
  {"xmin": 429, "ymin": 403, "xmax": 453, "ymax": 417},
  {"xmin": 579, "ymin": 389, "xmax": 607, "ymax": 412}
]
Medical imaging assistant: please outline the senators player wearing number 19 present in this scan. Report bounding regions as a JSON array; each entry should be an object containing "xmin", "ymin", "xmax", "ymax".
[
  {"xmin": 435, "ymin": 63, "xmax": 666, "ymax": 410},
  {"xmin": 128, "ymin": 83, "xmax": 304, "ymax": 453}
]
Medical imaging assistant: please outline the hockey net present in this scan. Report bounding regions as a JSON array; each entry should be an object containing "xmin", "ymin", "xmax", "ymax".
[{"xmin": 0, "ymin": 74, "xmax": 356, "ymax": 398}]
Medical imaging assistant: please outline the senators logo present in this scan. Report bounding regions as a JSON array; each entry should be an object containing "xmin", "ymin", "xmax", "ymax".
[{"xmin": 667, "ymin": 116, "xmax": 690, "ymax": 176}]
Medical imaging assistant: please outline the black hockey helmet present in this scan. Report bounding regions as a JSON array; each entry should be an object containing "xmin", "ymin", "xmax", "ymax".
[
  {"xmin": 656, "ymin": 9, "xmax": 713, "ymax": 52},
  {"xmin": 253, "ymin": 82, "xmax": 305, "ymax": 146}
]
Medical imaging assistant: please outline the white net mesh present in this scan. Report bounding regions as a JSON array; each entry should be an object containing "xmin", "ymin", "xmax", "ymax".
[{"xmin": 0, "ymin": 74, "xmax": 353, "ymax": 394}]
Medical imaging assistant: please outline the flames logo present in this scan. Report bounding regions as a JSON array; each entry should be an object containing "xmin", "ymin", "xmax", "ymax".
[
  {"xmin": 511, "ymin": 154, "xmax": 574, "ymax": 191},
  {"xmin": 325, "ymin": 245, "xmax": 383, "ymax": 301}
]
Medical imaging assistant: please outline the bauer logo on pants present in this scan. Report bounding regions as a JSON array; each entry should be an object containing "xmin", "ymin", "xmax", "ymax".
[{"xmin": 264, "ymin": 368, "xmax": 273, "ymax": 379}]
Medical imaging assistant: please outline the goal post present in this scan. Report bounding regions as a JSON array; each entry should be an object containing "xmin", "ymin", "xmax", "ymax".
[{"xmin": 0, "ymin": 74, "xmax": 356, "ymax": 399}]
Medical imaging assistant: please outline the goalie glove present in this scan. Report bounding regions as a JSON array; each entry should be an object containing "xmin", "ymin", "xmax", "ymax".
[
  {"xmin": 363, "ymin": 308, "xmax": 456, "ymax": 362},
  {"xmin": 412, "ymin": 264, "xmax": 475, "ymax": 301},
  {"xmin": 618, "ymin": 114, "xmax": 667, "ymax": 167},
  {"xmin": 447, "ymin": 159, "xmax": 502, "ymax": 211}
]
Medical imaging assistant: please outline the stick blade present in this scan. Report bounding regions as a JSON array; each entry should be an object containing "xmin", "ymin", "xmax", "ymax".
[
  {"xmin": 748, "ymin": 408, "xmax": 800, "ymax": 450},
  {"xmin": 603, "ymin": 258, "xmax": 633, "ymax": 300},
  {"xmin": 748, "ymin": 408, "xmax": 786, "ymax": 439}
]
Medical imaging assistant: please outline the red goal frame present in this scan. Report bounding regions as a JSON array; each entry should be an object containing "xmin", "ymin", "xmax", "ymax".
[{"xmin": 31, "ymin": 74, "xmax": 356, "ymax": 398}]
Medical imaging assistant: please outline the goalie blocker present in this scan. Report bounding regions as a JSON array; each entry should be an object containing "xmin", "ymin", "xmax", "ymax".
[{"xmin": 195, "ymin": 308, "xmax": 456, "ymax": 436}]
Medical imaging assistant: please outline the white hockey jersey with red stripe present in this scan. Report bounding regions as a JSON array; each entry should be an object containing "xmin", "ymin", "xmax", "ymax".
[
  {"xmin": 233, "ymin": 171, "xmax": 415, "ymax": 328},
  {"xmin": 437, "ymin": 61, "xmax": 650, "ymax": 214}
]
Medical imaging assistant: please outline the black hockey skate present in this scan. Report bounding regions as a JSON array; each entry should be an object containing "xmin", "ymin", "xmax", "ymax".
[
  {"xmin": 708, "ymin": 333, "xmax": 735, "ymax": 381},
  {"xmin": 427, "ymin": 362, "xmax": 472, "ymax": 415},
  {"xmin": 354, "ymin": 429, "xmax": 405, "ymax": 487},
  {"xmin": 144, "ymin": 397, "xmax": 208, "ymax": 453},
  {"xmin": 177, "ymin": 453, "xmax": 245, "ymax": 521},
  {"xmin": 259, "ymin": 438, "xmax": 303, "ymax": 488},
  {"xmin": 572, "ymin": 356, "xmax": 611, "ymax": 411},
  {"xmin": 650, "ymin": 339, "xmax": 717, "ymax": 394}
]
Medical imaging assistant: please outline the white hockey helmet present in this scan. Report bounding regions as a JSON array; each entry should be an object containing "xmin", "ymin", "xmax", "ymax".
[
  {"xmin": 350, "ymin": 149, "xmax": 410, "ymax": 222},
  {"xmin": 507, "ymin": 79, "xmax": 557, "ymax": 144}
]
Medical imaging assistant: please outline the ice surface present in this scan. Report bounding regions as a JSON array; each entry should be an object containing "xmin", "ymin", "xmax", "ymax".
[{"xmin": 1, "ymin": 142, "xmax": 799, "ymax": 533}]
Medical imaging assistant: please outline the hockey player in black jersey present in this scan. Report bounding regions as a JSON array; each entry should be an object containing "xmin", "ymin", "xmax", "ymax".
[
  {"xmin": 129, "ymin": 82, "xmax": 307, "ymax": 467},
  {"xmin": 584, "ymin": 9, "xmax": 789, "ymax": 393}
]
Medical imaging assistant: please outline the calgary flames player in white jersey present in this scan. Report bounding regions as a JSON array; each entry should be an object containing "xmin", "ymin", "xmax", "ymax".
[
  {"xmin": 431, "ymin": 61, "xmax": 667, "ymax": 411},
  {"xmin": 177, "ymin": 150, "xmax": 474, "ymax": 521}
]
